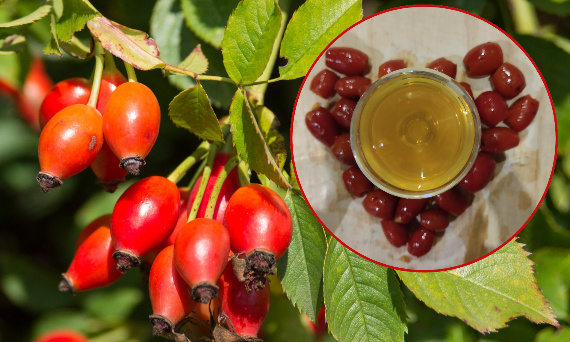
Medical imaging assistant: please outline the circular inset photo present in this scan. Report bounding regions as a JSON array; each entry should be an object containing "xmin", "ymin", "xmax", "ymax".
[{"xmin": 291, "ymin": 5, "xmax": 557, "ymax": 271}]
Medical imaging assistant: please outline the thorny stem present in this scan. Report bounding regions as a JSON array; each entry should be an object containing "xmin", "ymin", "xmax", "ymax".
[
  {"xmin": 204, "ymin": 155, "xmax": 239, "ymax": 219},
  {"xmin": 124, "ymin": 60, "xmax": 138, "ymax": 82},
  {"xmin": 187, "ymin": 142, "xmax": 220, "ymax": 222},
  {"xmin": 87, "ymin": 41, "xmax": 104, "ymax": 108},
  {"xmin": 167, "ymin": 141, "xmax": 211, "ymax": 184}
]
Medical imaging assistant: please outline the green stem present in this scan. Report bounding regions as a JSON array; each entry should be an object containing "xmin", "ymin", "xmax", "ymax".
[
  {"xmin": 237, "ymin": 159, "xmax": 251, "ymax": 187},
  {"xmin": 187, "ymin": 157, "xmax": 208, "ymax": 190},
  {"xmin": 247, "ymin": 11, "xmax": 288, "ymax": 105},
  {"xmin": 204, "ymin": 155, "xmax": 239, "ymax": 219},
  {"xmin": 509, "ymin": 0, "xmax": 540, "ymax": 35},
  {"xmin": 103, "ymin": 50, "xmax": 117, "ymax": 73},
  {"xmin": 87, "ymin": 41, "xmax": 104, "ymax": 108},
  {"xmin": 70, "ymin": 36, "xmax": 92, "ymax": 55},
  {"xmin": 163, "ymin": 64, "xmax": 235, "ymax": 84},
  {"xmin": 167, "ymin": 141, "xmax": 211, "ymax": 184},
  {"xmin": 187, "ymin": 143, "xmax": 220, "ymax": 222},
  {"xmin": 124, "ymin": 61, "xmax": 138, "ymax": 82}
]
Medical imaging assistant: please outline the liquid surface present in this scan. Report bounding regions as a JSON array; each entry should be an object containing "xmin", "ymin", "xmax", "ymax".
[{"xmin": 357, "ymin": 75, "xmax": 476, "ymax": 192}]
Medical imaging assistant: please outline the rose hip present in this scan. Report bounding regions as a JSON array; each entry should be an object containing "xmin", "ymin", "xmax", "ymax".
[
  {"xmin": 325, "ymin": 47, "xmax": 370, "ymax": 76},
  {"xmin": 342, "ymin": 166, "xmax": 374, "ymax": 197},
  {"xmin": 490, "ymin": 63, "xmax": 526, "ymax": 99},
  {"xmin": 408, "ymin": 227, "xmax": 436, "ymax": 257},
  {"xmin": 331, "ymin": 98, "xmax": 356, "ymax": 129},
  {"xmin": 331, "ymin": 133, "xmax": 357, "ymax": 166},
  {"xmin": 305, "ymin": 106, "xmax": 340, "ymax": 146},
  {"xmin": 394, "ymin": 198, "xmax": 429, "ymax": 224},
  {"xmin": 363, "ymin": 189, "xmax": 398, "ymax": 219},
  {"xmin": 419, "ymin": 209, "xmax": 449, "ymax": 232},
  {"xmin": 334, "ymin": 76, "xmax": 371, "ymax": 99},
  {"xmin": 310, "ymin": 69, "xmax": 339, "ymax": 99},
  {"xmin": 434, "ymin": 187, "xmax": 469, "ymax": 216},
  {"xmin": 481, "ymin": 127, "xmax": 520, "ymax": 154},
  {"xmin": 463, "ymin": 42, "xmax": 503, "ymax": 77},
  {"xmin": 426, "ymin": 57, "xmax": 457, "ymax": 79},
  {"xmin": 378, "ymin": 59, "xmax": 406, "ymax": 78},
  {"xmin": 475, "ymin": 91, "xmax": 509, "ymax": 127},
  {"xmin": 505, "ymin": 95, "xmax": 539, "ymax": 131},
  {"xmin": 459, "ymin": 82, "xmax": 474, "ymax": 99},
  {"xmin": 459, "ymin": 152, "xmax": 496, "ymax": 193},
  {"xmin": 380, "ymin": 220, "xmax": 409, "ymax": 247}
]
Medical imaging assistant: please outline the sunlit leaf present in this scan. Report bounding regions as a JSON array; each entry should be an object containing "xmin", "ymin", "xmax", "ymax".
[
  {"xmin": 55, "ymin": 0, "xmax": 99, "ymax": 42},
  {"xmin": 324, "ymin": 238, "xmax": 407, "ymax": 342},
  {"xmin": 278, "ymin": 190, "xmax": 327, "ymax": 321},
  {"xmin": 397, "ymin": 240, "xmax": 559, "ymax": 333},
  {"xmin": 229, "ymin": 89, "xmax": 290, "ymax": 188},
  {"xmin": 0, "ymin": 4, "xmax": 51, "ymax": 39},
  {"xmin": 180, "ymin": 0, "xmax": 240, "ymax": 49},
  {"xmin": 279, "ymin": 0, "xmax": 362, "ymax": 80},
  {"xmin": 530, "ymin": 248, "xmax": 570, "ymax": 321},
  {"xmin": 168, "ymin": 84, "xmax": 224, "ymax": 141}
]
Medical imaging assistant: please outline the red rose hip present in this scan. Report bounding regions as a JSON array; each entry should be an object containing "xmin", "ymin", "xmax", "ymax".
[
  {"xmin": 381, "ymin": 220, "xmax": 409, "ymax": 247},
  {"xmin": 475, "ymin": 91, "xmax": 509, "ymax": 127},
  {"xmin": 434, "ymin": 187, "xmax": 469, "ymax": 216},
  {"xmin": 363, "ymin": 189, "xmax": 398, "ymax": 219},
  {"xmin": 111, "ymin": 176, "xmax": 180, "ymax": 271},
  {"xmin": 481, "ymin": 127, "xmax": 520, "ymax": 154},
  {"xmin": 419, "ymin": 209, "xmax": 449, "ymax": 232},
  {"xmin": 463, "ymin": 42, "xmax": 503, "ymax": 77},
  {"xmin": 394, "ymin": 198, "xmax": 429, "ymax": 224},
  {"xmin": 310, "ymin": 69, "xmax": 339, "ymax": 99},
  {"xmin": 505, "ymin": 95, "xmax": 539, "ymax": 131},
  {"xmin": 408, "ymin": 227, "xmax": 436, "ymax": 257},
  {"xmin": 378, "ymin": 59, "xmax": 406, "ymax": 78},
  {"xmin": 331, "ymin": 98, "xmax": 356, "ymax": 129},
  {"xmin": 334, "ymin": 76, "xmax": 371, "ymax": 99},
  {"xmin": 342, "ymin": 166, "xmax": 374, "ymax": 197},
  {"xmin": 490, "ymin": 63, "xmax": 526, "ymax": 99},
  {"xmin": 459, "ymin": 152, "xmax": 496, "ymax": 193},
  {"xmin": 325, "ymin": 47, "xmax": 370, "ymax": 76},
  {"xmin": 305, "ymin": 106, "xmax": 340, "ymax": 147},
  {"xmin": 426, "ymin": 58, "xmax": 457, "ymax": 79},
  {"xmin": 331, "ymin": 133, "xmax": 357, "ymax": 166}
]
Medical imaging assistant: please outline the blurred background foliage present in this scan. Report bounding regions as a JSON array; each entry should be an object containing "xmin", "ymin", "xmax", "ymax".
[{"xmin": 0, "ymin": 0, "xmax": 569, "ymax": 341}]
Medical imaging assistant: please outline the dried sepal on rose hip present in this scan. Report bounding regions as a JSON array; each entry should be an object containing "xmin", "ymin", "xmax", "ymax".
[
  {"xmin": 224, "ymin": 184, "xmax": 292, "ymax": 291},
  {"xmin": 111, "ymin": 176, "xmax": 180, "ymax": 272},
  {"xmin": 59, "ymin": 214, "xmax": 122, "ymax": 293},
  {"xmin": 103, "ymin": 82, "xmax": 160, "ymax": 175},
  {"xmin": 37, "ymin": 104, "xmax": 104, "ymax": 192},
  {"xmin": 149, "ymin": 245, "xmax": 196, "ymax": 338},
  {"xmin": 216, "ymin": 259, "xmax": 270, "ymax": 340},
  {"xmin": 174, "ymin": 218, "xmax": 230, "ymax": 304}
]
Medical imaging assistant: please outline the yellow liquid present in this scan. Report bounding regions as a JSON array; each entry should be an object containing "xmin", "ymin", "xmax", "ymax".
[{"xmin": 357, "ymin": 75, "xmax": 476, "ymax": 192}]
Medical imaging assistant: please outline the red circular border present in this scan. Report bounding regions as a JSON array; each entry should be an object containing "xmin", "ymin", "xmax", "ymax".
[{"xmin": 289, "ymin": 4, "xmax": 558, "ymax": 272}]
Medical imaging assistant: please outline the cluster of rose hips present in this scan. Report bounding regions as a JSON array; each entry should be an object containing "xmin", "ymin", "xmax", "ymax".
[
  {"xmin": 305, "ymin": 42, "xmax": 539, "ymax": 258},
  {"xmin": 57, "ymin": 148, "xmax": 293, "ymax": 340},
  {"xmin": 35, "ymin": 52, "xmax": 160, "ymax": 193}
]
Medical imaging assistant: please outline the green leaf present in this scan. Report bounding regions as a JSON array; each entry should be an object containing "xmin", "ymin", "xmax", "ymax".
[
  {"xmin": 324, "ymin": 238, "xmax": 407, "ymax": 342},
  {"xmin": 530, "ymin": 248, "xmax": 570, "ymax": 321},
  {"xmin": 397, "ymin": 240, "xmax": 559, "ymax": 333},
  {"xmin": 168, "ymin": 84, "xmax": 224, "ymax": 141},
  {"xmin": 55, "ymin": 0, "xmax": 99, "ymax": 42},
  {"xmin": 289, "ymin": 161, "xmax": 300, "ymax": 191},
  {"xmin": 177, "ymin": 45, "xmax": 209, "ymax": 75},
  {"xmin": 87, "ymin": 16, "xmax": 166, "ymax": 70},
  {"xmin": 0, "ymin": 34, "xmax": 26, "ymax": 54},
  {"xmin": 377, "ymin": 0, "xmax": 486, "ymax": 15},
  {"xmin": 277, "ymin": 190, "xmax": 327, "ymax": 321},
  {"xmin": 255, "ymin": 106, "xmax": 287, "ymax": 170},
  {"xmin": 180, "ymin": 0, "xmax": 240, "ymax": 49},
  {"xmin": 229, "ymin": 89, "xmax": 290, "ymax": 188},
  {"xmin": 527, "ymin": 0, "xmax": 570, "ymax": 15},
  {"xmin": 82, "ymin": 287, "xmax": 144, "ymax": 323},
  {"xmin": 536, "ymin": 326, "xmax": 570, "ymax": 342},
  {"xmin": 279, "ymin": 0, "xmax": 362, "ymax": 80},
  {"xmin": 201, "ymin": 44, "xmax": 235, "ymax": 108},
  {"xmin": 0, "ymin": 4, "xmax": 51, "ymax": 39},
  {"xmin": 549, "ymin": 171, "xmax": 570, "ymax": 213},
  {"xmin": 222, "ymin": 0, "xmax": 282, "ymax": 84},
  {"xmin": 44, "ymin": 12, "xmax": 62, "ymax": 56}
]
